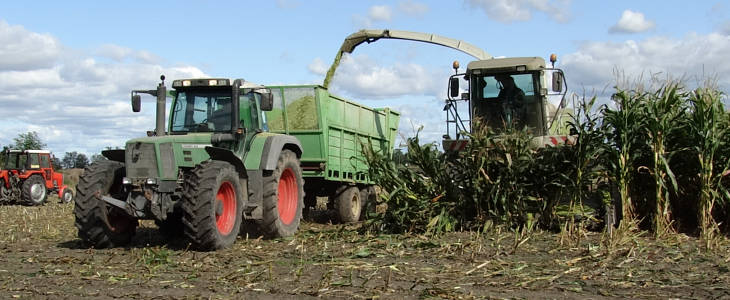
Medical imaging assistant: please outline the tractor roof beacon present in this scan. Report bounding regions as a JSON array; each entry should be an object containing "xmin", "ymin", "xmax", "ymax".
[{"xmin": 74, "ymin": 75, "xmax": 305, "ymax": 251}]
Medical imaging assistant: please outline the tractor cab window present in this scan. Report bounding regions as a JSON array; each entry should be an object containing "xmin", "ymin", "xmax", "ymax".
[
  {"xmin": 3, "ymin": 152, "xmax": 26, "ymax": 170},
  {"xmin": 472, "ymin": 72, "xmax": 537, "ymax": 130},
  {"xmin": 171, "ymin": 89, "xmax": 232, "ymax": 133},
  {"xmin": 28, "ymin": 153, "xmax": 40, "ymax": 169},
  {"xmin": 239, "ymin": 91, "xmax": 261, "ymax": 130}
]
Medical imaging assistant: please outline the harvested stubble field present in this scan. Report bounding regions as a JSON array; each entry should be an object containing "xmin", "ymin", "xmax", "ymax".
[{"xmin": 2, "ymin": 200, "xmax": 730, "ymax": 299}]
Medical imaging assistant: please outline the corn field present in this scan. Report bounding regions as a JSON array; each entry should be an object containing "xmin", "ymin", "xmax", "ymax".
[{"xmin": 364, "ymin": 78, "xmax": 730, "ymax": 241}]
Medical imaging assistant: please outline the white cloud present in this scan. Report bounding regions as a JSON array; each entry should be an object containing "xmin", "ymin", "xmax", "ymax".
[
  {"xmin": 561, "ymin": 32, "xmax": 730, "ymax": 95},
  {"xmin": 328, "ymin": 54, "xmax": 447, "ymax": 99},
  {"xmin": 465, "ymin": 0, "xmax": 570, "ymax": 23},
  {"xmin": 307, "ymin": 57, "xmax": 328, "ymax": 76},
  {"xmin": 0, "ymin": 21, "xmax": 207, "ymax": 156},
  {"xmin": 609, "ymin": 10, "xmax": 656, "ymax": 34},
  {"xmin": 399, "ymin": 0, "xmax": 429, "ymax": 16},
  {"xmin": 0, "ymin": 20, "xmax": 61, "ymax": 71},
  {"xmin": 369, "ymin": 5, "xmax": 393, "ymax": 22}
]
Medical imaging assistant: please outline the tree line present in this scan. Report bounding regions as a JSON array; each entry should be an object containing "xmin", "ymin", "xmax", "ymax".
[{"xmin": 0, "ymin": 131, "xmax": 107, "ymax": 169}]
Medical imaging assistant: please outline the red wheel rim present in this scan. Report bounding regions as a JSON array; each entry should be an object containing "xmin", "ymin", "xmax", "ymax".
[
  {"xmin": 215, "ymin": 181, "xmax": 236, "ymax": 235},
  {"xmin": 277, "ymin": 168, "xmax": 297, "ymax": 225}
]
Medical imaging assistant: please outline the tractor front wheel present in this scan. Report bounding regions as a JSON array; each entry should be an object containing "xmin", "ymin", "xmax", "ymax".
[
  {"xmin": 182, "ymin": 160, "xmax": 243, "ymax": 250},
  {"xmin": 74, "ymin": 161, "xmax": 137, "ymax": 248},
  {"xmin": 262, "ymin": 150, "xmax": 304, "ymax": 238},
  {"xmin": 61, "ymin": 188, "xmax": 74, "ymax": 204},
  {"xmin": 22, "ymin": 175, "xmax": 47, "ymax": 206}
]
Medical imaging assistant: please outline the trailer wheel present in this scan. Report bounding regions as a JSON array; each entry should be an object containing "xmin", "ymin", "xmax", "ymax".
[
  {"xmin": 61, "ymin": 188, "xmax": 74, "ymax": 203},
  {"xmin": 262, "ymin": 150, "xmax": 304, "ymax": 238},
  {"xmin": 336, "ymin": 186, "xmax": 361, "ymax": 223},
  {"xmin": 74, "ymin": 161, "xmax": 137, "ymax": 248},
  {"xmin": 22, "ymin": 175, "xmax": 47, "ymax": 206},
  {"xmin": 182, "ymin": 160, "xmax": 243, "ymax": 250},
  {"xmin": 359, "ymin": 186, "xmax": 376, "ymax": 221}
]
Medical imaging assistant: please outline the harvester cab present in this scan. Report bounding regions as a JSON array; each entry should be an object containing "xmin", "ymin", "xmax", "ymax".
[{"xmin": 444, "ymin": 55, "xmax": 573, "ymax": 151}]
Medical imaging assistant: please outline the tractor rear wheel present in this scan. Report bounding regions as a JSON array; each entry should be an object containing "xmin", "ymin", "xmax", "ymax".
[
  {"xmin": 22, "ymin": 175, "xmax": 47, "ymax": 206},
  {"xmin": 336, "ymin": 186, "xmax": 361, "ymax": 223},
  {"xmin": 61, "ymin": 188, "xmax": 74, "ymax": 203},
  {"xmin": 182, "ymin": 160, "xmax": 243, "ymax": 250},
  {"xmin": 261, "ymin": 150, "xmax": 304, "ymax": 238},
  {"xmin": 74, "ymin": 161, "xmax": 137, "ymax": 248},
  {"xmin": 0, "ymin": 179, "xmax": 10, "ymax": 203}
]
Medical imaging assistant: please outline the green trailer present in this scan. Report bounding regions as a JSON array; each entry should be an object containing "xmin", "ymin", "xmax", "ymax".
[{"xmin": 264, "ymin": 85, "xmax": 399, "ymax": 222}]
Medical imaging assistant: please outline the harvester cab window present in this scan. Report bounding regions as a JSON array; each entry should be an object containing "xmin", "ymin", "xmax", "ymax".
[
  {"xmin": 473, "ymin": 73, "xmax": 537, "ymax": 130},
  {"xmin": 171, "ymin": 90, "xmax": 232, "ymax": 133}
]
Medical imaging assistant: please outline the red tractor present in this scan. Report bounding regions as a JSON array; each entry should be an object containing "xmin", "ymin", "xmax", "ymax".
[{"xmin": 0, "ymin": 149, "xmax": 74, "ymax": 205}]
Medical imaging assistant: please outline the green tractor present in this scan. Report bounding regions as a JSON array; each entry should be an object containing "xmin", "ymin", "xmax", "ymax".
[{"xmin": 74, "ymin": 76, "xmax": 304, "ymax": 250}]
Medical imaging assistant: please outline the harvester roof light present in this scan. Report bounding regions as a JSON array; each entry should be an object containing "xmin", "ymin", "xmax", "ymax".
[
  {"xmin": 472, "ymin": 69, "xmax": 482, "ymax": 75},
  {"xmin": 516, "ymin": 65, "xmax": 527, "ymax": 72}
]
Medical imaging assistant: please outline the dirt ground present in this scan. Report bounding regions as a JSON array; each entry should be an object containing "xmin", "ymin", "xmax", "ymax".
[{"xmin": 2, "ymin": 200, "xmax": 730, "ymax": 299}]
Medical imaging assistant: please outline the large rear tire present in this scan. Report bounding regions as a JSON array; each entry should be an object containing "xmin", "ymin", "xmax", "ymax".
[
  {"xmin": 74, "ymin": 161, "xmax": 137, "ymax": 248},
  {"xmin": 261, "ymin": 150, "xmax": 304, "ymax": 238},
  {"xmin": 182, "ymin": 160, "xmax": 243, "ymax": 250},
  {"xmin": 22, "ymin": 175, "xmax": 47, "ymax": 206},
  {"xmin": 336, "ymin": 186, "xmax": 361, "ymax": 223}
]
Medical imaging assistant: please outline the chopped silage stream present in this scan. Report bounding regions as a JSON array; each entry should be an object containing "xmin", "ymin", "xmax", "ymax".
[{"xmin": 2, "ymin": 201, "xmax": 730, "ymax": 299}]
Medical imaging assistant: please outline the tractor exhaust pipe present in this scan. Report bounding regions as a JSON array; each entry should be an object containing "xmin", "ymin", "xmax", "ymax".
[
  {"xmin": 155, "ymin": 75, "xmax": 167, "ymax": 136},
  {"xmin": 131, "ymin": 75, "xmax": 167, "ymax": 136}
]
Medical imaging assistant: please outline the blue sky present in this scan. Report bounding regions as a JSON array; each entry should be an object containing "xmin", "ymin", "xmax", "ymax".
[{"xmin": 1, "ymin": 1, "xmax": 729, "ymax": 155}]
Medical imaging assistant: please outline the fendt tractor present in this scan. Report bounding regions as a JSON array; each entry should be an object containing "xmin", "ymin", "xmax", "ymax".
[
  {"xmin": 74, "ymin": 76, "xmax": 305, "ymax": 250},
  {"xmin": 324, "ymin": 29, "xmax": 574, "ymax": 151},
  {"xmin": 0, "ymin": 149, "xmax": 74, "ymax": 205}
]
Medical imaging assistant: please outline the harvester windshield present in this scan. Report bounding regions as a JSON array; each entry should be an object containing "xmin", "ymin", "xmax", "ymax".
[
  {"xmin": 472, "ymin": 72, "xmax": 538, "ymax": 130},
  {"xmin": 171, "ymin": 90, "xmax": 233, "ymax": 133}
]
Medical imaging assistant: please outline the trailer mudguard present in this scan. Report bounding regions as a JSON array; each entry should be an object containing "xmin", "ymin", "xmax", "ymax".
[
  {"xmin": 205, "ymin": 146, "xmax": 247, "ymax": 176},
  {"xmin": 259, "ymin": 135, "xmax": 302, "ymax": 171},
  {"xmin": 101, "ymin": 149, "xmax": 125, "ymax": 163}
]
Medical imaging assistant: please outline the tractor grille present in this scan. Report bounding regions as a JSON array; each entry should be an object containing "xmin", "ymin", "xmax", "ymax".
[
  {"xmin": 126, "ymin": 142, "xmax": 157, "ymax": 178},
  {"xmin": 159, "ymin": 142, "xmax": 176, "ymax": 179}
]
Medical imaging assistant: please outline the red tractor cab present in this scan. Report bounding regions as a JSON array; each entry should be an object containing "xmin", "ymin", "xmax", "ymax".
[{"xmin": 0, "ymin": 149, "xmax": 74, "ymax": 205}]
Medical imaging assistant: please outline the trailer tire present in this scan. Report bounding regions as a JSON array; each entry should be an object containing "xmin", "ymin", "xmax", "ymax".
[
  {"xmin": 261, "ymin": 149, "xmax": 303, "ymax": 238},
  {"xmin": 336, "ymin": 186, "xmax": 361, "ymax": 223},
  {"xmin": 22, "ymin": 175, "xmax": 47, "ymax": 206},
  {"xmin": 61, "ymin": 188, "xmax": 74, "ymax": 204},
  {"xmin": 74, "ymin": 161, "xmax": 137, "ymax": 248},
  {"xmin": 182, "ymin": 160, "xmax": 244, "ymax": 250}
]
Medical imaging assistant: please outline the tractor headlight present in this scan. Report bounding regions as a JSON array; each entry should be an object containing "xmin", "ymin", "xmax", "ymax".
[
  {"xmin": 122, "ymin": 177, "xmax": 131, "ymax": 185},
  {"xmin": 146, "ymin": 178, "xmax": 158, "ymax": 185}
]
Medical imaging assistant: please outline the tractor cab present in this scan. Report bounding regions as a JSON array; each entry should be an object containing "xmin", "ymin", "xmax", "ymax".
[{"xmin": 444, "ymin": 56, "xmax": 571, "ymax": 151}]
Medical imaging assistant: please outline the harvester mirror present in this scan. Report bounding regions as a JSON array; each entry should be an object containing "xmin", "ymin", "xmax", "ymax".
[
  {"xmin": 552, "ymin": 72, "xmax": 564, "ymax": 92},
  {"xmin": 449, "ymin": 77, "xmax": 460, "ymax": 98},
  {"xmin": 260, "ymin": 92, "xmax": 274, "ymax": 111},
  {"xmin": 131, "ymin": 94, "xmax": 141, "ymax": 112}
]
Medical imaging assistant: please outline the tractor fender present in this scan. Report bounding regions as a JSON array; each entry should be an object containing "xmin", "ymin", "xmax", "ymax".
[
  {"xmin": 205, "ymin": 146, "xmax": 247, "ymax": 177},
  {"xmin": 259, "ymin": 135, "xmax": 302, "ymax": 171},
  {"xmin": 102, "ymin": 149, "xmax": 125, "ymax": 163}
]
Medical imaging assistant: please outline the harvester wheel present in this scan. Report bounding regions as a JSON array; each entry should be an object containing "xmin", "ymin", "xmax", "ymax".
[
  {"xmin": 61, "ymin": 188, "xmax": 74, "ymax": 204},
  {"xmin": 74, "ymin": 161, "xmax": 137, "ymax": 248},
  {"xmin": 22, "ymin": 175, "xmax": 47, "ymax": 206},
  {"xmin": 336, "ymin": 186, "xmax": 361, "ymax": 223},
  {"xmin": 182, "ymin": 160, "xmax": 243, "ymax": 250},
  {"xmin": 262, "ymin": 150, "xmax": 304, "ymax": 238}
]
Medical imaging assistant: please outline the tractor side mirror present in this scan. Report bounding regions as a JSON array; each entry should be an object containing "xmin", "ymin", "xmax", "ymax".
[
  {"xmin": 552, "ymin": 72, "xmax": 564, "ymax": 93},
  {"xmin": 131, "ymin": 94, "xmax": 141, "ymax": 112},
  {"xmin": 260, "ymin": 92, "xmax": 273, "ymax": 111},
  {"xmin": 449, "ymin": 77, "xmax": 460, "ymax": 98}
]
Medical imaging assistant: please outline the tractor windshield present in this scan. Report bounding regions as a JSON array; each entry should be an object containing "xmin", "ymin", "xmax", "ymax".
[
  {"xmin": 471, "ymin": 72, "xmax": 538, "ymax": 130},
  {"xmin": 3, "ymin": 152, "xmax": 26, "ymax": 170},
  {"xmin": 170, "ymin": 89, "xmax": 232, "ymax": 133}
]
